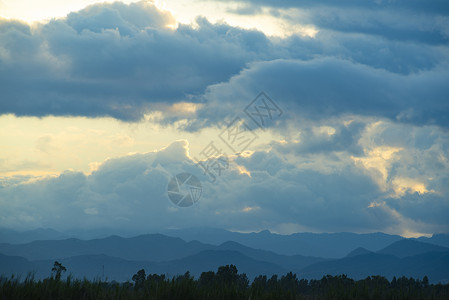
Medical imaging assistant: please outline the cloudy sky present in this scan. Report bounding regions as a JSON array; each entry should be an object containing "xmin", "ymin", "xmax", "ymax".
[{"xmin": 0, "ymin": 0, "xmax": 448, "ymax": 237}]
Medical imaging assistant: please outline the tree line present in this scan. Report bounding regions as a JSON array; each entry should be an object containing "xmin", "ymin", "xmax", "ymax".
[{"xmin": 0, "ymin": 261, "xmax": 448, "ymax": 299}]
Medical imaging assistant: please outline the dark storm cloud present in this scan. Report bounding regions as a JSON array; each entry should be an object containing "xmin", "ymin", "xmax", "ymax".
[
  {"xmin": 192, "ymin": 58, "xmax": 449, "ymax": 130},
  {"xmin": 281, "ymin": 31, "xmax": 448, "ymax": 74},
  {"xmin": 0, "ymin": 2, "xmax": 273, "ymax": 120},
  {"xmin": 222, "ymin": 0, "xmax": 449, "ymax": 14},
  {"xmin": 0, "ymin": 0, "xmax": 448, "ymax": 128},
  {"xmin": 225, "ymin": 0, "xmax": 449, "ymax": 45}
]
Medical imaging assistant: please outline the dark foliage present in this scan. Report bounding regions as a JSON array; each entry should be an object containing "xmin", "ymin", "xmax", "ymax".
[
  {"xmin": 1, "ymin": 264, "xmax": 448, "ymax": 300},
  {"xmin": 51, "ymin": 261, "xmax": 67, "ymax": 281}
]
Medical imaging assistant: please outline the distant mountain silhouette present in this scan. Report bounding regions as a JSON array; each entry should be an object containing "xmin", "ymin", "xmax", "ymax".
[
  {"xmin": 0, "ymin": 234, "xmax": 323, "ymax": 270},
  {"xmin": 0, "ymin": 228, "xmax": 69, "ymax": 244},
  {"xmin": 0, "ymin": 227, "xmax": 145, "ymax": 244},
  {"xmin": 299, "ymin": 251, "xmax": 449, "ymax": 283},
  {"xmin": 0, "ymin": 234, "xmax": 215, "ymax": 261},
  {"xmin": 163, "ymin": 228, "xmax": 403, "ymax": 257},
  {"xmin": 417, "ymin": 233, "xmax": 449, "ymax": 248},
  {"xmin": 299, "ymin": 240, "xmax": 449, "ymax": 283},
  {"xmin": 0, "ymin": 253, "xmax": 155, "ymax": 282},
  {"xmin": 0, "ymin": 253, "xmax": 34, "ymax": 277},
  {"xmin": 1, "ymin": 233, "xmax": 449, "ymax": 283},
  {"xmin": 300, "ymin": 252, "xmax": 398, "ymax": 280},
  {"xmin": 216, "ymin": 241, "xmax": 325, "ymax": 270},
  {"xmin": 345, "ymin": 247, "xmax": 373, "ymax": 257},
  {"xmin": 377, "ymin": 239, "xmax": 449, "ymax": 258},
  {"xmin": 5, "ymin": 227, "xmax": 449, "ymax": 259},
  {"xmin": 159, "ymin": 250, "xmax": 286, "ymax": 279},
  {"xmin": 0, "ymin": 250, "xmax": 286, "ymax": 282},
  {"xmin": 35, "ymin": 254, "xmax": 156, "ymax": 282}
]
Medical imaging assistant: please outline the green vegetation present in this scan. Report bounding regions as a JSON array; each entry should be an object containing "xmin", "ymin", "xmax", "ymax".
[{"xmin": 1, "ymin": 262, "xmax": 448, "ymax": 299}]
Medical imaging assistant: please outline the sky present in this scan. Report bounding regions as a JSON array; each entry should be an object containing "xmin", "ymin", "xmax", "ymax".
[{"xmin": 0, "ymin": 0, "xmax": 448, "ymax": 238}]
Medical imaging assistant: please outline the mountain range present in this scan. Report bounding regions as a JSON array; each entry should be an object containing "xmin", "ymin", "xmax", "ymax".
[
  {"xmin": 2, "ymin": 227, "xmax": 449, "ymax": 257},
  {"xmin": 0, "ymin": 228, "xmax": 448, "ymax": 283}
]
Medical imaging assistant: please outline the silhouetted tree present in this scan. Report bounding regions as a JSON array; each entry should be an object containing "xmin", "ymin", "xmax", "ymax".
[
  {"xmin": 132, "ymin": 269, "xmax": 146, "ymax": 290},
  {"xmin": 423, "ymin": 276, "xmax": 429, "ymax": 288},
  {"xmin": 216, "ymin": 264, "xmax": 239, "ymax": 285},
  {"xmin": 51, "ymin": 261, "xmax": 66, "ymax": 281},
  {"xmin": 199, "ymin": 271, "xmax": 215, "ymax": 288},
  {"xmin": 267, "ymin": 274, "xmax": 278, "ymax": 291},
  {"xmin": 147, "ymin": 273, "xmax": 165, "ymax": 283}
]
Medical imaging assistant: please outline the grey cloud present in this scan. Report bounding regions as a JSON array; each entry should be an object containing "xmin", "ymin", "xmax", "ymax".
[
  {"xmin": 273, "ymin": 120, "xmax": 366, "ymax": 155},
  {"xmin": 0, "ymin": 141, "xmax": 204, "ymax": 230},
  {"xmin": 223, "ymin": 0, "xmax": 449, "ymax": 16},
  {"xmin": 307, "ymin": 8, "xmax": 449, "ymax": 45},
  {"xmin": 386, "ymin": 192, "xmax": 449, "ymax": 226},
  {"xmin": 0, "ymin": 2, "xmax": 274, "ymax": 120},
  {"xmin": 225, "ymin": 0, "xmax": 449, "ymax": 46},
  {"xmin": 1, "ymin": 1, "xmax": 448, "ymax": 127},
  {"xmin": 0, "ymin": 0, "xmax": 448, "ymax": 237},
  {"xmin": 226, "ymin": 152, "xmax": 385, "ymax": 232},
  {"xmin": 0, "ymin": 138, "xmax": 447, "ymax": 235},
  {"xmin": 65, "ymin": 1, "xmax": 175, "ymax": 35},
  {"xmin": 192, "ymin": 58, "xmax": 449, "ymax": 129}
]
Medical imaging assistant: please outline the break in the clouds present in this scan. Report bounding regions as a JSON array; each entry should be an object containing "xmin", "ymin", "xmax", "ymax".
[{"xmin": 227, "ymin": 0, "xmax": 449, "ymax": 44}]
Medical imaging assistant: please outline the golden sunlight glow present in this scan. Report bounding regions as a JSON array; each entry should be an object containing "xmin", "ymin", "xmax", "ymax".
[
  {"xmin": 0, "ymin": 0, "xmax": 140, "ymax": 23},
  {"xmin": 236, "ymin": 165, "xmax": 251, "ymax": 177},
  {"xmin": 315, "ymin": 126, "xmax": 336, "ymax": 136},
  {"xmin": 164, "ymin": 23, "xmax": 178, "ymax": 30},
  {"xmin": 343, "ymin": 119, "xmax": 354, "ymax": 127},
  {"xmin": 352, "ymin": 146, "xmax": 403, "ymax": 190},
  {"xmin": 392, "ymin": 177, "xmax": 431, "ymax": 197},
  {"xmin": 367, "ymin": 200, "xmax": 433, "ymax": 238},
  {"xmin": 367, "ymin": 201, "xmax": 384, "ymax": 208},
  {"xmin": 169, "ymin": 102, "xmax": 203, "ymax": 115},
  {"xmin": 283, "ymin": 23, "xmax": 319, "ymax": 38},
  {"xmin": 0, "ymin": 114, "xmax": 274, "ymax": 180},
  {"xmin": 401, "ymin": 229, "xmax": 432, "ymax": 238},
  {"xmin": 0, "ymin": 170, "xmax": 60, "ymax": 178},
  {"xmin": 0, "ymin": 0, "xmax": 318, "ymax": 39},
  {"xmin": 0, "ymin": 114, "xmax": 192, "ymax": 177},
  {"xmin": 154, "ymin": 0, "xmax": 318, "ymax": 38},
  {"xmin": 241, "ymin": 150, "xmax": 256, "ymax": 157},
  {"xmin": 241, "ymin": 206, "xmax": 260, "ymax": 212},
  {"xmin": 154, "ymin": 0, "xmax": 174, "ymax": 16}
]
